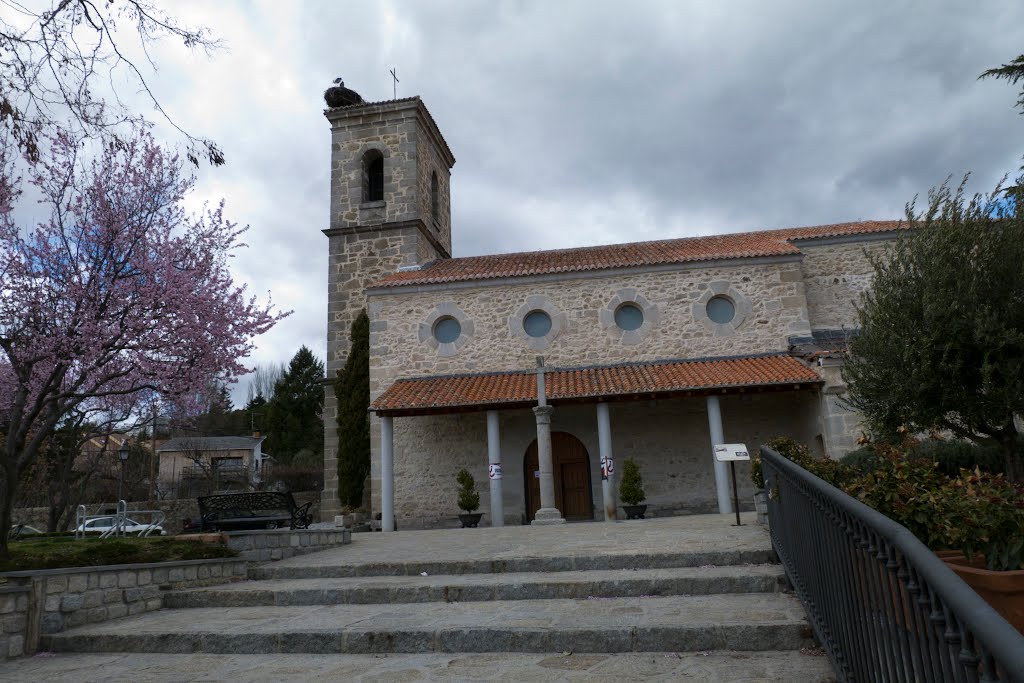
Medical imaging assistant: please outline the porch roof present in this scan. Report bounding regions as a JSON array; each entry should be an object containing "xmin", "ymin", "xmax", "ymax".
[{"xmin": 370, "ymin": 352, "xmax": 822, "ymax": 416}]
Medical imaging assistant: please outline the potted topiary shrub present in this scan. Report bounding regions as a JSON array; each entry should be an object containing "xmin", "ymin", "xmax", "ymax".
[
  {"xmin": 456, "ymin": 468, "xmax": 483, "ymax": 528},
  {"xmin": 619, "ymin": 459, "xmax": 647, "ymax": 519},
  {"xmin": 749, "ymin": 452, "xmax": 768, "ymax": 526}
]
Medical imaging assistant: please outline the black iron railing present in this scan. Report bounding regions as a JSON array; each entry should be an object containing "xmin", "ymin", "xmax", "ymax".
[{"xmin": 762, "ymin": 446, "xmax": 1024, "ymax": 683}]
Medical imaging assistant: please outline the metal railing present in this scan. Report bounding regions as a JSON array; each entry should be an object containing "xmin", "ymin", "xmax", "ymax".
[{"xmin": 761, "ymin": 446, "xmax": 1024, "ymax": 683}]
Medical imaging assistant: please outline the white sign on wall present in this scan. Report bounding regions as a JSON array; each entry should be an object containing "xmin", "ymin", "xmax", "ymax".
[
  {"xmin": 488, "ymin": 463, "xmax": 503, "ymax": 480},
  {"xmin": 713, "ymin": 443, "xmax": 750, "ymax": 462}
]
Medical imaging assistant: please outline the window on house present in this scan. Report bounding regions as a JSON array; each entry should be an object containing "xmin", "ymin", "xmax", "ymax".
[
  {"xmin": 431, "ymin": 171, "xmax": 440, "ymax": 224},
  {"xmin": 363, "ymin": 151, "xmax": 384, "ymax": 202}
]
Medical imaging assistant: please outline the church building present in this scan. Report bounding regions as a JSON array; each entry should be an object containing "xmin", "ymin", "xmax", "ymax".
[{"xmin": 319, "ymin": 84, "xmax": 900, "ymax": 529}]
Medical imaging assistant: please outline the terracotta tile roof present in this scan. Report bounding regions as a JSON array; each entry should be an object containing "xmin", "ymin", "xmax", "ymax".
[
  {"xmin": 371, "ymin": 353, "xmax": 821, "ymax": 415},
  {"xmin": 370, "ymin": 220, "xmax": 903, "ymax": 289}
]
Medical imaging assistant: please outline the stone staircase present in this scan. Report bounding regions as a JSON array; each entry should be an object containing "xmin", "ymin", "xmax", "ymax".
[{"xmin": 31, "ymin": 517, "xmax": 835, "ymax": 680}]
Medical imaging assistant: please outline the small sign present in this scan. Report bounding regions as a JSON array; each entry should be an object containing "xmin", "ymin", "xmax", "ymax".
[
  {"xmin": 488, "ymin": 463, "xmax": 503, "ymax": 480},
  {"xmin": 713, "ymin": 443, "xmax": 750, "ymax": 462},
  {"xmin": 601, "ymin": 457, "xmax": 614, "ymax": 480},
  {"xmin": 534, "ymin": 470, "xmax": 540, "ymax": 479}
]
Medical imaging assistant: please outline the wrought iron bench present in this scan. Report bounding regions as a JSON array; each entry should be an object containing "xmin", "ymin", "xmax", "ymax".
[{"xmin": 196, "ymin": 491, "xmax": 312, "ymax": 532}]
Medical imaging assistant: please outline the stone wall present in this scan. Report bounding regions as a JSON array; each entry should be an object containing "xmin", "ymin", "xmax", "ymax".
[
  {"xmin": 224, "ymin": 528, "xmax": 350, "ymax": 562},
  {"xmin": 367, "ymin": 259, "xmax": 812, "ymax": 394},
  {"xmin": 799, "ymin": 238, "xmax": 894, "ymax": 330},
  {"xmin": 0, "ymin": 558, "xmax": 248, "ymax": 660},
  {"xmin": 381, "ymin": 390, "xmax": 824, "ymax": 529}
]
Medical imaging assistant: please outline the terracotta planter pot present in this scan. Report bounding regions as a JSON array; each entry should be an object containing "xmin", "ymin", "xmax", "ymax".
[{"xmin": 940, "ymin": 552, "xmax": 1024, "ymax": 634}]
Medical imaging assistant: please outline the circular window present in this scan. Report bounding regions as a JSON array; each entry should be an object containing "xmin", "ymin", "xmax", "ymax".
[
  {"xmin": 706, "ymin": 296, "xmax": 736, "ymax": 324},
  {"xmin": 523, "ymin": 310, "xmax": 553, "ymax": 338},
  {"xmin": 432, "ymin": 316, "xmax": 461, "ymax": 344},
  {"xmin": 614, "ymin": 303, "xmax": 644, "ymax": 331}
]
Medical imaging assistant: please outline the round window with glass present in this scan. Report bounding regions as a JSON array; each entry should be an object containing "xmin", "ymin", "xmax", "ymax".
[
  {"xmin": 523, "ymin": 310, "xmax": 553, "ymax": 338},
  {"xmin": 613, "ymin": 303, "xmax": 644, "ymax": 331},
  {"xmin": 432, "ymin": 316, "xmax": 462, "ymax": 344},
  {"xmin": 706, "ymin": 296, "xmax": 736, "ymax": 324}
]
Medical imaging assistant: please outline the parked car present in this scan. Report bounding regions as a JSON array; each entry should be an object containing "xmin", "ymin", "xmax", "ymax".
[
  {"xmin": 75, "ymin": 516, "xmax": 165, "ymax": 536},
  {"xmin": 8, "ymin": 524, "xmax": 43, "ymax": 539}
]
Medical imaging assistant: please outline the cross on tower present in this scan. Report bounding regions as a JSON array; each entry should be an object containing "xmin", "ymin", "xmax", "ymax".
[{"xmin": 389, "ymin": 68, "xmax": 399, "ymax": 99}]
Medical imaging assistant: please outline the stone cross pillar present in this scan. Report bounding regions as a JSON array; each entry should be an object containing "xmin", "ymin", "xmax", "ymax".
[
  {"xmin": 705, "ymin": 395, "xmax": 733, "ymax": 514},
  {"xmin": 531, "ymin": 405, "xmax": 564, "ymax": 525},
  {"xmin": 486, "ymin": 410, "xmax": 504, "ymax": 527},
  {"xmin": 381, "ymin": 415, "xmax": 396, "ymax": 532},
  {"xmin": 596, "ymin": 402, "xmax": 616, "ymax": 522}
]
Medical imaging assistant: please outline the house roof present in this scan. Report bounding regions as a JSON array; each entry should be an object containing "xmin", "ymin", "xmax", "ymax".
[
  {"xmin": 157, "ymin": 436, "xmax": 264, "ymax": 453},
  {"xmin": 370, "ymin": 353, "xmax": 822, "ymax": 416},
  {"xmin": 369, "ymin": 220, "xmax": 902, "ymax": 289}
]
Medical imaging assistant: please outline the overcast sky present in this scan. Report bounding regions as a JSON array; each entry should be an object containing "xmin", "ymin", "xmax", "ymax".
[{"xmin": 25, "ymin": 1, "xmax": 1024, "ymax": 404}]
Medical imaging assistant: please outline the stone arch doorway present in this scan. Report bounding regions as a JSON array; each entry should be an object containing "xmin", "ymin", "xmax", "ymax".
[{"xmin": 523, "ymin": 432, "xmax": 594, "ymax": 522}]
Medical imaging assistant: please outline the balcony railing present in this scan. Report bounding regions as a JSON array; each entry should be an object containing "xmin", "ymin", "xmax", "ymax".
[{"xmin": 761, "ymin": 445, "xmax": 1024, "ymax": 682}]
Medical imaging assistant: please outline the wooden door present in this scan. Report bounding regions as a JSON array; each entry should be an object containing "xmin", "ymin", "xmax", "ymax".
[{"xmin": 523, "ymin": 432, "xmax": 594, "ymax": 522}]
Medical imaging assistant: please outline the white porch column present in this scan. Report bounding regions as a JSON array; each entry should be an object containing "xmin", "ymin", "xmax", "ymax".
[
  {"xmin": 381, "ymin": 415, "xmax": 395, "ymax": 532},
  {"xmin": 486, "ymin": 410, "xmax": 504, "ymax": 527},
  {"xmin": 705, "ymin": 395, "xmax": 733, "ymax": 514},
  {"xmin": 596, "ymin": 402, "xmax": 616, "ymax": 521}
]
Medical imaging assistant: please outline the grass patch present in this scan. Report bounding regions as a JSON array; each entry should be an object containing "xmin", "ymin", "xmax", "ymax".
[{"xmin": 0, "ymin": 536, "xmax": 237, "ymax": 572}]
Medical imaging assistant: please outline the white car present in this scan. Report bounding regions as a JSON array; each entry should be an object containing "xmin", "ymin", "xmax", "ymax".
[{"xmin": 76, "ymin": 516, "xmax": 166, "ymax": 536}]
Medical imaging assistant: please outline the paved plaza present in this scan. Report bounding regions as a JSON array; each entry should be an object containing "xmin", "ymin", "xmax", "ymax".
[{"xmin": 1, "ymin": 514, "xmax": 836, "ymax": 681}]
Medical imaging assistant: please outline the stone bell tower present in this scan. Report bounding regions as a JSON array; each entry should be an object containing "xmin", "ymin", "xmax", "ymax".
[{"xmin": 321, "ymin": 79, "xmax": 456, "ymax": 520}]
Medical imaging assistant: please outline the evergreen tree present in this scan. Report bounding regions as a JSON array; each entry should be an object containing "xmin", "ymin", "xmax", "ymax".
[
  {"xmin": 264, "ymin": 347, "xmax": 325, "ymax": 463},
  {"xmin": 335, "ymin": 310, "xmax": 370, "ymax": 509}
]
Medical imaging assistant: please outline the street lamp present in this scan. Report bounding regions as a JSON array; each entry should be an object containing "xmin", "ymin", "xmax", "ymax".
[{"xmin": 117, "ymin": 442, "xmax": 130, "ymax": 503}]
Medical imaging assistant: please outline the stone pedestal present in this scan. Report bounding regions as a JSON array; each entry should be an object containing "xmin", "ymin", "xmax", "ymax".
[{"xmin": 531, "ymin": 405, "xmax": 565, "ymax": 525}]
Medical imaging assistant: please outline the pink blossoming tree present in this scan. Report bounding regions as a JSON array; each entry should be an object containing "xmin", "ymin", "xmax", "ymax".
[{"xmin": 0, "ymin": 131, "xmax": 287, "ymax": 557}]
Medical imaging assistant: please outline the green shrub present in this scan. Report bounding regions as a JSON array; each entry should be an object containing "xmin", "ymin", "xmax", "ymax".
[
  {"xmin": 765, "ymin": 436, "xmax": 812, "ymax": 467},
  {"xmin": 749, "ymin": 452, "xmax": 764, "ymax": 490},
  {"xmin": 619, "ymin": 459, "xmax": 645, "ymax": 505},
  {"xmin": 456, "ymin": 469, "xmax": 480, "ymax": 513},
  {"xmin": 839, "ymin": 446, "xmax": 884, "ymax": 475},
  {"xmin": 845, "ymin": 457, "xmax": 955, "ymax": 551},
  {"xmin": 944, "ymin": 472, "xmax": 1024, "ymax": 571},
  {"xmin": 909, "ymin": 438, "xmax": 1005, "ymax": 477}
]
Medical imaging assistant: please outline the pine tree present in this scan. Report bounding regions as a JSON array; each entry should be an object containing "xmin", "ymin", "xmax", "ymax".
[
  {"xmin": 335, "ymin": 310, "xmax": 370, "ymax": 510},
  {"xmin": 264, "ymin": 347, "xmax": 325, "ymax": 463}
]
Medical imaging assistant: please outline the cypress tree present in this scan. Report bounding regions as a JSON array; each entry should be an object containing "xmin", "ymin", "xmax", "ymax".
[
  {"xmin": 335, "ymin": 310, "xmax": 371, "ymax": 509},
  {"xmin": 264, "ymin": 346, "xmax": 325, "ymax": 463}
]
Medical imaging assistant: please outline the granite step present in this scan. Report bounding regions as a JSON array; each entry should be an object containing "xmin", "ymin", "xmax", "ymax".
[
  {"xmin": 164, "ymin": 564, "xmax": 785, "ymax": 608},
  {"xmin": 43, "ymin": 593, "xmax": 815, "ymax": 655},
  {"xmin": 250, "ymin": 546, "xmax": 776, "ymax": 580},
  {"xmin": 0, "ymin": 650, "xmax": 837, "ymax": 681}
]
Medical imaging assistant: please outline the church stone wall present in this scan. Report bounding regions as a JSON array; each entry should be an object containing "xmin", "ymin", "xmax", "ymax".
[
  {"xmin": 800, "ymin": 238, "xmax": 894, "ymax": 330},
  {"xmin": 367, "ymin": 259, "xmax": 812, "ymax": 397},
  {"xmin": 378, "ymin": 391, "xmax": 823, "ymax": 529}
]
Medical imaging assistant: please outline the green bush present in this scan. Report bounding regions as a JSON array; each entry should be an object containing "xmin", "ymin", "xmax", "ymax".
[
  {"xmin": 909, "ymin": 438, "xmax": 1006, "ymax": 477},
  {"xmin": 839, "ymin": 446, "xmax": 884, "ymax": 475},
  {"xmin": 456, "ymin": 469, "xmax": 480, "ymax": 513},
  {"xmin": 749, "ymin": 452, "xmax": 764, "ymax": 490},
  {"xmin": 775, "ymin": 438, "xmax": 1024, "ymax": 571},
  {"xmin": 619, "ymin": 459, "xmax": 645, "ymax": 505}
]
